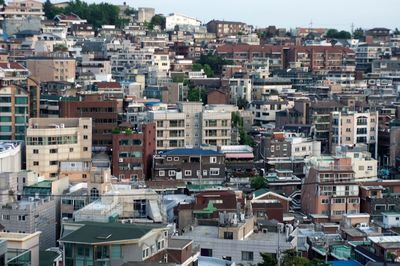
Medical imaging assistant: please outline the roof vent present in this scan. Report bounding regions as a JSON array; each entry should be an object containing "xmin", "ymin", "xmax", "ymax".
[{"xmin": 96, "ymin": 234, "xmax": 112, "ymax": 240}]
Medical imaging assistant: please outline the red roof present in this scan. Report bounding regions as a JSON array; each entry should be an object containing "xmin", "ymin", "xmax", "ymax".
[
  {"xmin": 216, "ymin": 44, "xmax": 354, "ymax": 54},
  {"xmin": 0, "ymin": 62, "xmax": 26, "ymax": 70},
  {"xmin": 95, "ymin": 82, "xmax": 121, "ymax": 89}
]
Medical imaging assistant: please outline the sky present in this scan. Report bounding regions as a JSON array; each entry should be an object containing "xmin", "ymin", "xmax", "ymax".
[{"xmin": 110, "ymin": 0, "xmax": 399, "ymax": 31}]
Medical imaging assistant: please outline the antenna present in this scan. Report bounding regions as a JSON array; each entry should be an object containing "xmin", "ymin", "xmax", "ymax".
[{"xmin": 351, "ymin": 23, "xmax": 354, "ymax": 35}]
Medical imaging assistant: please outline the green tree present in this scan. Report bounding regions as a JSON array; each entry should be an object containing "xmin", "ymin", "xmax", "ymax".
[
  {"xmin": 149, "ymin": 14, "xmax": 166, "ymax": 30},
  {"xmin": 192, "ymin": 63, "xmax": 214, "ymax": 77},
  {"xmin": 43, "ymin": 0, "xmax": 63, "ymax": 19},
  {"xmin": 353, "ymin": 27, "xmax": 365, "ymax": 39},
  {"xmin": 394, "ymin": 28, "xmax": 400, "ymax": 35},
  {"xmin": 325, "ymin": 29, "xmax": 339, "ymax": 38},
  {"xmin": 197, "ymin": 54, "xmax": 233, "ymax": 75},
  {"xmin": 258, "ymin": 253, "xmax": 277, "ymax": 266},
  {"xmin": 326, "ymin": 29, "xmax": 351, "ymax": 39},
  {"xmin": 236, "ymin": 97, "xmax": 248, "ymax": 109},
  {"xmin": 187, "ymin": 87, "xmax": 207, "ymax": 104},
  {"xmin": 250, "ymin": 176, "xmax": 266, "ymax": 190}
]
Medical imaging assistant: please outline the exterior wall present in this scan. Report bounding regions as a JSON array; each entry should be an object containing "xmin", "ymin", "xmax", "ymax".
[
  {"xmin": 256, "ymin": 194, "xmax": 289, "ymax": 212},
  {"xmin": 0, "ymin": 142, "xmax": 21, "ymax": 172},
  {"xmin": 0, "ymin": 86, "xmax": 30, "ymax": 141},
  {"xmin": 166, "ymin": 14, "xmax": 201, "ymax": 30},
  {"xmin": 218, "ymin": 217, "xmax": 254, "ymax": 240},
  {"xmin": 60, "ymin": 99, "xmax": 119, "ymax": 148},
  {"xmin": 111, "ymin": 123, "xmax": 156, "ymax": 182},
  {"xmin": 0, "ymin": 199, "xmax": 56, "ymax": 250},
  {"xmin": 26, "ymin": 117, "xmax": 92, "ymax": 178},
  {"xmin": 153, "ymin": 153, "xmax": 225, "ymax": 182},
  {"xmin": 201, "ymin": 111, "xmax": 231, "ymax": 147},
  {"xmin": 0, "ymin": 232, "xmax": 41, "ymax": 266},
  {"xmin": 26, "ymin": 57, "xmax": 76, "ymax": 83}
]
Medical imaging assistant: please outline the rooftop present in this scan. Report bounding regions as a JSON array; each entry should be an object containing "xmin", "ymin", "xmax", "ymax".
[
  {"xmin": 161, "ymin": 148, "xmax": 222, "ymax": 156},
  {"xmin": 60, "ymin": 222, "xmax": 164, "ymax": 244}
]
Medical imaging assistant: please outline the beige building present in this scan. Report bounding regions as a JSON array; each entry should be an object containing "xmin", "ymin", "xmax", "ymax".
[
  {"xmin": 148, "ymin": 102, "xmax": 234, "ymax": 151},
  {"xmin": 0, "ymin": 232, "xmax": 41, "ymax": 266},
  {"xmin": 0, "ymin": 0, "xmax": 44, "ymax": 20},
  {"xmin": 330, "ymin": 111, "xmax": 379, "ymax": 158},
  {"xmin": 26, "ymin": 117, "xmax": 92, "ymax": 178},
  {"xmin": 26, "ymin": 55, "xmax": 76, "ymax": 83}
]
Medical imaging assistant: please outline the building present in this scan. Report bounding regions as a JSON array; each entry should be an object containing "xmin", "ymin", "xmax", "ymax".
[
  {"xmin": 0, "ymin": 0, "xmax": 44, "ymax": 20},
  {"xmin": 137, "ymin": 7, "xmax": 155, "ymax": 23},
  {"xmin": 355, "ymin": 44, "xmax": 392, "ymax": 72},
  {"xmin": 0, "ymin": 231, "xmax": 41, "ymax": 266},
  {"xmin": 0, "ymin": 141, "xmax": 21, "ymax": 173},
  {"xmin": 26, "ymin": 117, "xmax": 92, "ymax": 178},
  {"xmin": 381, "ymin": 212, "xmax": 400, "ymax": 228},
  {"xmin": 153, "ymin": 148, "xmax": 225, "ymax": 184},
  {"xmin": 26, "ymin": 55, "xmax": 76, "ymax": 83},
  {"xmin": 201, "ymin": 107, "xmax": 232, "ymax": 147},
  {"xmin": 0, "ymin": 197, "xmax": 56, "ymax": 250},
  {"xmin": 206, "ymin": 20, "xmax": 246, "ymax": 38},
  {"xmin": 60, "ymin": 95, "xmax": 121, "ymax": 148},
  {"xmin": 250, "ymin": 98, "xmax": 293, "ymax": 125},
  {"xmin": 330, "ymin": 111, "xmax": 379, "ymax": 158},
  {"xmin": 59, "ymin": 222, "xmax": 169, "ymax": 265},
  {"xmin": 301, "ymin": 156, "xmax": 360, "ymax": 222},
  {"xmin": 165, "ymin": 13, "xmax": 201, "ymax": 31},
  {"xmin": 112, "ymin": 123, "xmax": 156, "ymax": 182}
]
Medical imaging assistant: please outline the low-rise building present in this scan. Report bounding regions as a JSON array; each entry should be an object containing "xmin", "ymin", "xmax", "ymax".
[
  {"xmin": 153, "ymin": 148, "xmax": 225, "ymax": 184},
  {"xmin": 0, "ymin": 231, "xmax": 41, "ymax": 266},
  {"xmin": 0, "ymin": 141, "xmax": 21, "ymax": 173}
]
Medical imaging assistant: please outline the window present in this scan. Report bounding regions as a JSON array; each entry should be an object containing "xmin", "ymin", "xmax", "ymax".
[
  {"xmin": 83, "ymin": 147, "xmax": 88, "ymax": 152},
  {"xmin": 359, "ymin": 166, "xmax": 364, "ymax": 171},
  {"xmin": 332, "ymin": 198, "xmax": 346, "ymax": 204},
  {"xmin": 167, "ymin": 157, "xmax": 172, "ymax": 161},
  {"xmin": 184, "ymin": 170, "xmax": 192, "ymax": 176},
  {"xmin": 174, "ymin": 157, "xmax": 179, "ymax": 161},
  {"xmin": 223, "ymin": 231, "xmax": 233, "ymax": 239},
  {"xmin": 142, "ymin": 247, "xmax": 150, "ymax": 259},
  {"xmin": 50, "ymin": 149, "xmax": 57, "ymax": 154},
  {"xmin": 242, "ymin": 251, "xmax": 254, "ymax": 261},
  {"xmin": 33, "ymin": 149, "xmax": 39, "ymax": 154},
  {"xmin": 83, "ymin": 125, "xmax": 88, "ymax": 129},
  {"xmin": 33, "ymin": 161, "xmax": 39, "ymax": 166},
  {"xmin": 321, "ymin": 199, "xmax": 329, "ymax": 204},
  {"xmin": 50, "ymin": 161, "xmax": 58, "ymax": 166},
  {"xmin": 69, "ymin": 148, "xmax": 73, "ymax": 152},
  {"xmin": 159, "ymin": 170, "xmax": 165, "ymax": 177},
  {"xmin": 203, "ymin": 170, "xmax": 208, "ymax": 176},
  {"xmin": 210, "ymin": 168, "xmax": 220, "ymax": 175},
  {"xmin": 210, "ymin": 157, "xmax": 217, "ymax": 163},
  {"xmin": 168, "ymin": 170, "xmax": 176, "ymax": 177},
  {"xmin": 367, "ymin": 166, "xmax": 373, "ymax": 171},
  {"xmin": 83, "ymin": 135, "xmax": 88, "ymax": 140},
  {"xmin": 18, "ymin": 215, "xmax": 26, "ymax": 221},
  {"xmin": 201, "ymin": 248, "xmax": 213, "ymax": 257},
  {"xmin": 2, "ymin": 215, "xmax": 9, "ymax": 220},
  {"xmin": 111, "ymin": 245, "xmax": 122, "ymax": 258}
]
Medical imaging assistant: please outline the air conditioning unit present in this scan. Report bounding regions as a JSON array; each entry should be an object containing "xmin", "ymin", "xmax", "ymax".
[
  {"xmin": 60, "ymin": 124, "xmax": 65, "ymax": 128},
  {"xmin": 119, "ymin": 158, "xmax": 123, "ymax": 163}
]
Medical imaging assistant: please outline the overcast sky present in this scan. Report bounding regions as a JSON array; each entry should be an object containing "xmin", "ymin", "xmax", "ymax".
[{"xmin": 110, "ymin": 0, "xmax": 399, "ymax": 31}]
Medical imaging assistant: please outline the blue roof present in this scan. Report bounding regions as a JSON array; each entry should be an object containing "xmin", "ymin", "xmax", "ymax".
[
  {"xmin": 330, "ymin": 260, "xmax": 363, "ymax": 266},
  {"xmin": 162, "ymin": 148, "xmax": 222, "ymax": 156}
]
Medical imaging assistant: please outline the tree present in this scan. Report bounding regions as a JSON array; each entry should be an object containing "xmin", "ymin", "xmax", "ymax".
[
  {"xmin": 197, "ymin": 54, "xmax": 233, "ymax": 75},
  {"xmin": 250, "ymin": 176, "xmax": 266, "ymax": 190},
  {"xmin": 325, "ymin": 28, "xmax": 351, "ymax": 39},
  {"xmin": 258, "ymin": 253, "xmax": 277, "ymax": 266},
  {"xmin": 353, "ymin": 27, "xmax": 365, "ymax": 40},
  {"xmin": 192, "ymin": 63, "xmax": 214, "ymax": 77},
  {"xmin": 237, "ymin": 98, "xmax": 248, "ymax": 109},
  {"xmin": 43, "ymin": 0, "xmax": 63, "ymax": 19},
  {"xmin": 187, "ymin": 87, "xmax": 207, "ymax": 104},
  {"xmin": 149, "ymin": 14, "xmax": 166, "ymax": 30},
  {"xmin": 394, "ymin": 28, "xmax": 400, "ymax": 35}
]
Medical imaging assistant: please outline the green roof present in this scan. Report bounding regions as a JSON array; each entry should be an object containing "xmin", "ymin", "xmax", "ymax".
[
  {"xmin": 26, "ymin": 180, "xmax": 53, "ymax": 188},
  {"xmin": 39, "ymin": 251, "xmax": 59, "ymax": 266},
  {"xmin": 60, "ymin": 222, "xmax": 163, "ymax": 244},
  {"xmin": 193, "ymin": 202, "xmax": 218, "ymax": 214},
  {"xmin": 331, "ymin": 245, "xmax": 352, "ymax": 259},
  {"xmin": 253, "ymin": 188, "xmax": 269, "ymax": 198}
]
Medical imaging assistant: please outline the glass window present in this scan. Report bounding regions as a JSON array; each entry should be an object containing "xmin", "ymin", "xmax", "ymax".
[
  {"xmin": 111, "ymin": 245, "xmax": 121, "ymax": 258},
  {"xmin": 15, "ymin": 97, "xmax": 28, "ymax": 104},
  {"xmin": 242, "ymin": 251, "xmax": 254, "ymax": 261}
]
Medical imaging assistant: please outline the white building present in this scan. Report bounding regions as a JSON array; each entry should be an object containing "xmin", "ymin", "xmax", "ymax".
[
  {"xmin": 382, "ymin": 212, "xmax": 400, "ymax": 228},
  {"xmin": 165, "ymin": 13, "xmax": 201, "ymax": 31},
  {"xmin": 229, "ymin": 77, "xmax": 252, "ymax": 104},
  {"xmin": 250, "ymin": 96, "xmax": 294, "ymax": 126},
  {"xmin": 0, "ymin": 141, "xmax": 21, "ymax": 173}
]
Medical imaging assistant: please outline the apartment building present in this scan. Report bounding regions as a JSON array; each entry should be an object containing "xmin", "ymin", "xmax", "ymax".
[
  {"xmin": 111, "ymin": 123, "xmax": 156, "ymax": 182},
  {"xmin": 0, "ymin": 86, "xmax": 29, "ymax": 140},
  {"xmin": 216, "ymin": 44, "xmax": 356, "ymax": 72},
  {"xmin": 153, "ymin": 148, "xmax": 225, "ymax": 183},
  {"xmin": 152, "ymin": 51, "xmax": 170, "ymax": 73},
  {"xmin": 207, "ymin": 20, "xmax": 246, "ymax": 38},
  {"xmin": 147, "ymin": 110, "xmax": 186, "ymax": 151},
  {"xmin": 356, "ymin": 44, "xmax": 392, "ymax": 72},
  {"xmin": 26, "ymin": 117, "xmax": 92, "ymax": 178},
  {"xmin": 252, "ymin": 78, "xmax": 293, "ymax": 100},
  {"xmin": 137, "ymin": 7, "xmax": 155, "ymax": 23},
  {"xmin": 301, "ymin": 156, "xmax": 360, "ymax": 222},
  {"xmin": 0, "ymin": 0, "xmax": 44, "ymax": 20},
  {"xmin": 330, "ymin": 111, "xmax": 379, "ymax": 158},
  {"xmin": 59, "ymin": 222, "xmax": 168, "ymax": 265},
  {"xmin": 0, "ymin": 141, "xmax": 21, "ymax": 173},
  {"xmin": 166, "ymin": 13, "xmax": 201, "ymax": 31},
  {"xmin": 201, "ymin": 109, "xmax": 232, "ymax": 146},
  {"xmin": 26, "ymin": 55, "xmax": 76, "ymax": 83},
  {"xmin": 229, "ymin": 77, "xmax": 252, "ymax": 104}
]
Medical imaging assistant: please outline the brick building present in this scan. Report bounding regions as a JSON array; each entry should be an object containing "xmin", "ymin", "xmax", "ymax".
[{"xmin": 112, "ymin": 123, "xmax": 156, "ymax": 182}]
